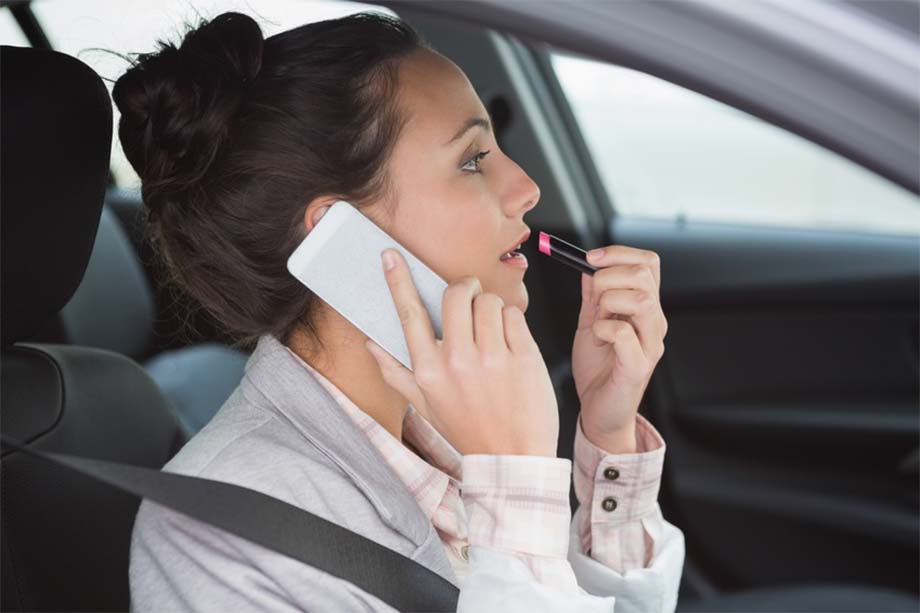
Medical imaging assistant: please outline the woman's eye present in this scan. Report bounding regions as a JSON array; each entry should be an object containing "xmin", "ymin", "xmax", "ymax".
[{"xmin": 461, "ymin": 149, "xmax": 491, "ymax": 173}]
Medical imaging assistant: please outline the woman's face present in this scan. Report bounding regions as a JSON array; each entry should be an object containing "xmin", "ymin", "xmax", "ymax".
[{"xmin": 371, "ymin": 49, "xmax": 541, "ymax": 313}]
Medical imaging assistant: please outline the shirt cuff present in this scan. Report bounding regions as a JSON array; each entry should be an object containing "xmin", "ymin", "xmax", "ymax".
[
  {"xmin": 461, "ymin": 454, "xmax": 573, "ymax": 559},
  {"xmin": 573, "ymin": 412, "xmax": 665, "ymax": 518},
  {"xmin": 572, "ymin": 412, "xmax": 666, "ymax": 570}
]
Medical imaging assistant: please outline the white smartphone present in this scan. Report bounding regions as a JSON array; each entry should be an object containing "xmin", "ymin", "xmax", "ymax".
[{"xmin": 286, "ymin": 200, "xmax": 448, "ymax": 371}]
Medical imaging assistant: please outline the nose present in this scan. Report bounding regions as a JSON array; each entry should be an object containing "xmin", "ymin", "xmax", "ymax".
[{"xmin": 506, "ymin": 159, "xmax": 541, "ymax": 217}]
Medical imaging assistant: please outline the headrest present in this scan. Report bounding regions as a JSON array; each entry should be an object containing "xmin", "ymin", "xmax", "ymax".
[{"xmin": 0, "ymin": 46, "xmax": 113, "ymax": 346}]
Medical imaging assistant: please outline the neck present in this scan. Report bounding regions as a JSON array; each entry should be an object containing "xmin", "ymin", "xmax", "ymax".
[{"xmin": 286, "ymin": 305, "xmax": 410, "ymax": 441}]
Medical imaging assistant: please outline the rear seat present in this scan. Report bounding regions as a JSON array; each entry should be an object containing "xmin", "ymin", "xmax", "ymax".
[{"xmin": 26, "ymin": 194, "xmax": 249, "ymax": 437}]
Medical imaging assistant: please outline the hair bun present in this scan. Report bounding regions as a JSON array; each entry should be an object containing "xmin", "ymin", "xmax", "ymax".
[{"xmin": 113, "ymin": 11, "xmax": 264, "ymax": 217}]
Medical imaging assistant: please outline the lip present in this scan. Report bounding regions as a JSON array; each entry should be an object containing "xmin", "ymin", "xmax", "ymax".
[{"xmin": 500, "ymin": 228, "xmax": 531, "ymax": 257}]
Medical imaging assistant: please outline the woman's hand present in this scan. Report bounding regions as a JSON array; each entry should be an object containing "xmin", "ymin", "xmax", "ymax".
[
  {"xmin": 365, "ymin": 248, "xmax": 559, "ymax": 457},
  {"xmin": 571, "ymin": 245, "xmax": 667, "ymax": 452}
]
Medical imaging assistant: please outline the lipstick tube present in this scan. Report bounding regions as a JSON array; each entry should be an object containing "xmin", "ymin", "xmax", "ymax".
[{"xmin": 537, "ymin": 231, "xmax": 599, "ymax": 276}]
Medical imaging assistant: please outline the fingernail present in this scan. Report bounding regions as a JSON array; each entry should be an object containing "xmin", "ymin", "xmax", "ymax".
[
  {"xmin": 382, "ymin": 250, "xmax": 396, "ymax": 271},
  {"xmin": 587, "ymin": 249, "xmax": 603, "ymax": 262}
]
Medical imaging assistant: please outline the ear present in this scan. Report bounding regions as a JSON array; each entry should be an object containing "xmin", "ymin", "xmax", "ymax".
[{"xmin": 303, "ymin": 196, "xmax": 339, "ymax": 233}]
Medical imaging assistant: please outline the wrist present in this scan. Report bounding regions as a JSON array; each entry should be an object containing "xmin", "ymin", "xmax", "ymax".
[
  {"xmin": 460, "ymin": 436, "xmax": 558, "ymax": 457},
  {"xmin": 581, "ymin": 415, "xmax": 638, "ymax": 454},
  {"xmin": 467, "ymin": 445, "xmax": 557, "ymax": 457}
]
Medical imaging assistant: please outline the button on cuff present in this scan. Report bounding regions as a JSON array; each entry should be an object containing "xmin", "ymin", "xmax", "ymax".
[{"xmin": 601, "ymin": 496, "xmax": 618, "ymax": 512}]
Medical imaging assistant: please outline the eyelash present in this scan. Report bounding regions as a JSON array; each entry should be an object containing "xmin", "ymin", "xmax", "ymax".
[{"xmin": 461, "ymin": 149, "xmax": 491, "ymax": 173}]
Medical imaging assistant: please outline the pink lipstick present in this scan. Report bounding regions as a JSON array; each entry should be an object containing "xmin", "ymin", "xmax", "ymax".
[{"xmin": 538, "ymin": 231, "xmax": 599, "ymax": 276}]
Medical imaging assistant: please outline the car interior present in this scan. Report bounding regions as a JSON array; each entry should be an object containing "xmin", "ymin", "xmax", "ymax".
[{"xmin": 1, "ymin": 1, "xmax": 918, "ymax": 611}]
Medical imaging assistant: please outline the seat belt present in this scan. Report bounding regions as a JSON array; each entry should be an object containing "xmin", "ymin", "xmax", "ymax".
[{"xmin": 0, "ymin": 435, "xmax": 460, "ymax": 612}]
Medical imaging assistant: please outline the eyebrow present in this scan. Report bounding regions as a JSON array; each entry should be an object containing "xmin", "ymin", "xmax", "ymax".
[{"xmin": 444, "ymin": 116, "xmax": 492, "ymax": 146}]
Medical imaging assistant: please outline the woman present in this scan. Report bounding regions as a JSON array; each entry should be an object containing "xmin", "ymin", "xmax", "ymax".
[{"xmin": 118, "ymin": 10, "xmax": 685, "ymax": 612}]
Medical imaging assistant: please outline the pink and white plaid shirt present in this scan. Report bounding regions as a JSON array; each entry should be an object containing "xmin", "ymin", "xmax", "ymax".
[{"xmin": 286, "ymin": 347, "xmax": 666, "ymax": 592}]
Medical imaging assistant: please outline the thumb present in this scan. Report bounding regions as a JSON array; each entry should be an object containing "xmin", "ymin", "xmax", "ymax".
[{"xmin": 365, "ymin": 339, "xmax": 431, "ymax": 421}]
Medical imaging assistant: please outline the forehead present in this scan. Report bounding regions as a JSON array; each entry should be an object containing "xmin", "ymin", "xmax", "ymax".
[{"xmin": 395, "ymin": 49, "xmax": 486, "ymax": 142}]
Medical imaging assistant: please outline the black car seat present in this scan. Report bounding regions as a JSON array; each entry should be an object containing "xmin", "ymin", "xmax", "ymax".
[
  {"xmin": 0, "ymin": 45, "xmax": 188, "ymax": 611},
  {"xmin": 38, "ymin": 195, "xmax": 250, "ymax": 437}
]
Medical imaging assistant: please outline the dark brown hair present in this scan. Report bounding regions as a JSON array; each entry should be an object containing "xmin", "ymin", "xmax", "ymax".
[{"xmin": 113, "ymin": 11, "xmax": 429, "ymax": 353}]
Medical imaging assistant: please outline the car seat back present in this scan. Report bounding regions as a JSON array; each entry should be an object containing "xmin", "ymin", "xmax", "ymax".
[{"xmin": 0, "ymin": 45, "xmax": 187, "ymax": 611}]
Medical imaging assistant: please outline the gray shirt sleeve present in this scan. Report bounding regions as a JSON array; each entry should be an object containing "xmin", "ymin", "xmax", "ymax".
[{"xmin": 129, "ymin": 499, "xmax": 397, "ymax": 613}]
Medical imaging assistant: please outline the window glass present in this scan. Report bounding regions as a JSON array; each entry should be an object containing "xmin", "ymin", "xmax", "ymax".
[
  {"xmin": 31, "ymin": 0, "xmax": 396, "ymax": 187},
  {"xmin": 0, "ymin": 7, "xmax": 30, "ymax": 46},
  {"xmin": 551, "ymin": 52, "xmax": 920, "ymax": 236}
]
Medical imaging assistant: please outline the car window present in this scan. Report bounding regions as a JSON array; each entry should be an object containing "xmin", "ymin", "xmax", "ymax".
[
  {"xmin": 551, "ymin": 52, "xmax": 920, "ymax": 236},
  {"xmin": 0, "ymin": 8, "xmax": 30, "ymax": 47},
  {"xmin": 30, "ymin": 0, "xmax": 396, "ymax": 188}
]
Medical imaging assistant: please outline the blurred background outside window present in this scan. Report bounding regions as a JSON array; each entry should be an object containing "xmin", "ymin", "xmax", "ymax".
[{"xmin": 552, "ymin": 52, "xmax": 920, "ymax": 236}]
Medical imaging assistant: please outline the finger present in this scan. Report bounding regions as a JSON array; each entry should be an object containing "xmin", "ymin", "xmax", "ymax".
[
  {"xmin": 586, "ymin": 246, "xmax": 660, "ymax": 289},
  {"xmin": 592, "ymin": 263, "xmax": 658, "ymax": 296},
  {"xmin": 597, "ymin": 289, "xmax": 645, "ymax": 318},
  {"xmin": 502, "ymin": 305, "xmax": 538, "ymax": 354},
  {"xmin": 592, "ymin": 319, "xmax": 650, "ymax": 380},
  {"xmin": 442, "ymin": 277, "xmax": 481, "ymax": 355},
  {"xmin": 365, "ymin": 339, "xmax": 431, "ymax": 422},
  {"xmin": 473, "ymin": 293, "xmax": 508, "ymax": 354},
  {"xmin": 381, "ymin": 249, "xmax": 438, "ymax": 367},
  {"xmin": 576, "ymin": 272, "xmax": 597, "ymax": 330},
  {"xmin": 596, "ymin": 289, "xmax": 665, "ymax": 357}
]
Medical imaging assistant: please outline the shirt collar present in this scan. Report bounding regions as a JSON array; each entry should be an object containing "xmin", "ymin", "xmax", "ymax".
[{"xmin": 283, "ymin": 345, "xmax": 463, "ymax": 522}]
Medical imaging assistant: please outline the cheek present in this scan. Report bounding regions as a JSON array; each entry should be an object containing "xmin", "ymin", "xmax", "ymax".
[
  {"xmin": 439, "ymin": 212, "xmax": 495, "ymax": 275},
  {"xmin": 454, "ymin": 198, "xmax": 498, "ymax": 247},
  {"xmin": 384, "ymin": 199, "xmax": 473, "ymax": 277},
  {"xmin": 387, "ymin": 169, "xmax": 503, "ymax": 279}
]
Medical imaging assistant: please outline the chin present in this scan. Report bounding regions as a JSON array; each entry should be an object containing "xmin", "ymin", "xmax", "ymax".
[
  {"xmin": 482, "ymin": 270, "xmax": 529, "ymax": 312},
  {"xmin": 501, "ymin": 285, "xmax": 529, "ymax": 313}
]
